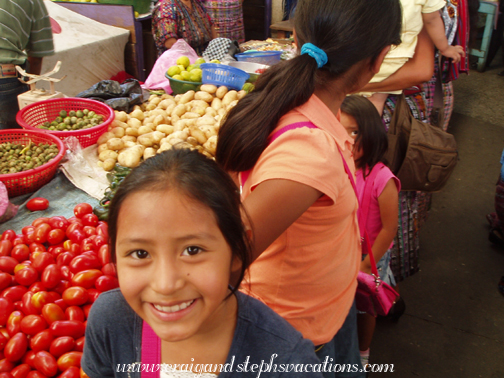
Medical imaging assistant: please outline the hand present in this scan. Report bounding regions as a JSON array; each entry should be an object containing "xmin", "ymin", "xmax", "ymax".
[{"xmin": 440, "ymin": 45, "xmax": 465, "ymax": 64}]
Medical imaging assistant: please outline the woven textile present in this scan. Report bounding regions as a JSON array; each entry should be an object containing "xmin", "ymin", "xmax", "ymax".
[{"xmin": 205, "ymin": 0, "xmax": 245, "ymax": 43}]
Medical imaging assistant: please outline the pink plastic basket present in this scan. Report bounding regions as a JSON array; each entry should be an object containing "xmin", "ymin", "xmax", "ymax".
[
  {"xmin": 16, "ymin": 98, "xmax": 114, "ymax": 148},
  {"xmin": 0, "ymin": 130, "xmax": 66, "ymax": 197}
]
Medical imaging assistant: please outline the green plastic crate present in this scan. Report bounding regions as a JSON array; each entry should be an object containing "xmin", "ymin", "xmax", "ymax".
[{"xmin": 98, "ymin": 0, "xmax": 151, "ymax": 14}]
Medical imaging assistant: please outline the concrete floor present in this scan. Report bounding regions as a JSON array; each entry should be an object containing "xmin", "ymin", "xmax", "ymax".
[{"xmin": 370, "ymin": 57, "xmax": 504, "ymax": 377}]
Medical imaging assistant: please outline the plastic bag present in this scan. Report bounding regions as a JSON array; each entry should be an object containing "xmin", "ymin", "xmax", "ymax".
[
  {"xmin": 76, "ymin": 79, "xmax": 149, "ymax": 113},
  {"xmin": 142, "ymin": 39, "xmax": 199, "ymax": 93},
  {"xmin": 0, "ymin": 182, "xmax": 18, "ymax": 223}
]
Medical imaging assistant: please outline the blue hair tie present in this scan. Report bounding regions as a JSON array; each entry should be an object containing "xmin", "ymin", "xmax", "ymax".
[{"xmin": 300, "ymin": 43, "xmax": 328, "ymax": 68}]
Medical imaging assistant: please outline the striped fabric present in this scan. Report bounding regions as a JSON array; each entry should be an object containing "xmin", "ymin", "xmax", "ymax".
[
  {"xmin": 205, "ymin": 0, "xmax": 245, "ymax": 43},
  {"xmin": 0, "ymin": 0, "xmax": 54, "ymax": 64}
]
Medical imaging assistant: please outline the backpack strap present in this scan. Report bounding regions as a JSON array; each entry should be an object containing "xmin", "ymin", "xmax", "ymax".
[
  {"xmin": 239, "ymin": 122, "xmax": 319, "ymax": 186},
  {"xmin": 141, "ymin": 321, "xmax": 160, "ymax": 378}
]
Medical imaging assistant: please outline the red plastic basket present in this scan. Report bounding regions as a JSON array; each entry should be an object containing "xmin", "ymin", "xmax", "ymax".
[
  {"xmin": 0, "ymin": 130, "xmax": 66, "ymax": 197},
  {"xmin": 16, "ymin": 98, "xmax": 114, "ymax": 148}
]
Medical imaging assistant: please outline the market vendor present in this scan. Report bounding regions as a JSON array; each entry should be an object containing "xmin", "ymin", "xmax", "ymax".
[
  {"xmin": 152, "ymin": 0, "xmax": 217, "ymax": 57},
  {"xmin": 0, "ymin": 0, "xmax": 54, "ymax": 129}
]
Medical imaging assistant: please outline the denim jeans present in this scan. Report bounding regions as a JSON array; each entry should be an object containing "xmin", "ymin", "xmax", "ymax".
[
  {"xmin": 316, "ymin": 301, "xmax": 365, "ymax": 378},
  {"xmin": 0, "ymin": 77, "xmax": 28, "ymax": 129}
]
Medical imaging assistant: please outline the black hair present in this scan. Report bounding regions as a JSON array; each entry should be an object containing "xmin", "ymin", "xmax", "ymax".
[
  {"xmin": 107, "ymin": 148, "xmax": 252, "ymax": 294},
  {"xmin": 340, "ymin": 95, "xmax": 389, "ymax": 175},
  {"xmin": 216, "ymin": 0, "xmax": 402, "ymax": 172}
]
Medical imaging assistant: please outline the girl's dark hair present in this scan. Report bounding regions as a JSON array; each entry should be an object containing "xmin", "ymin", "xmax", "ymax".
[
  {"xmin": 216, "ymin": 0, "xmax": 402, "ymax": 172},
  {"xmin": 341, "ymin": 95, "xmax": 388, "ymax": 175},
  {"xmin": 107, "ymin": 148, "xmax": 252, "ymax": 293}
]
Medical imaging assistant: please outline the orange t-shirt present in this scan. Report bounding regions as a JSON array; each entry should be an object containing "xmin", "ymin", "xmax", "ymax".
[{"xmin": 240, "ymin": 94, "xmax": 361, "ymax": 345}]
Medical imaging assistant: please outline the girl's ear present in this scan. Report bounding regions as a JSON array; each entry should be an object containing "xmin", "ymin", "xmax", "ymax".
[
  {"xmin": 371, "ymin": 45, "xmax": 391, "ymax": 74},
  {"xmin": 230, "ymin": 255, "xmax": 242, "ymax": 276}
]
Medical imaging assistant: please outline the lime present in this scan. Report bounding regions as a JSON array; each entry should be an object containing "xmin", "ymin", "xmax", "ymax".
[
  {"xmin": 176, "ymin": 56, "xmax": 190, "ymax": 68},
  {"xmin": 167, "ymin": 65, "xmax": 181, "ymax": 77},
  {"xmin": 181, "ymin": 71, "xmax": 191, "ymax": 81},
  {"xmin": 210, "ymin": 59, "xmax": 220, "ymax": 64},
  {"xmin": 177, "ymin": 65, "xmax": 186, "ymax": 72},
  {"xmin": 172, "ymin": 74, "xmax": 183, "ymax": 81},
  {"xmin": 186, "ymin": 64, "xmax": 195, "ymax": 72},
  {"xmin": 189, "ymin": 69, "xmax": 202, "ymax": 82},
  {"xmin": 195, "ymin": 57, "xmax": 206, "ymax": 65}
]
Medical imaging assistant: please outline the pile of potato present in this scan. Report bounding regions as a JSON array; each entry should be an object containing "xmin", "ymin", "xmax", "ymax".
[{"xmin": 96, "ymin": 84, "xmax": 245, "ymax": 171}]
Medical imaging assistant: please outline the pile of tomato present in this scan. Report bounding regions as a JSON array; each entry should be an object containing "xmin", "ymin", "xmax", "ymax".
[{"xmin": 0, "ymin": 203, "xmax": 117, "ymax": 378}]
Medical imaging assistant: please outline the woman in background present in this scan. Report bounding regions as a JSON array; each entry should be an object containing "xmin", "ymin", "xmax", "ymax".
[
  {"xmin": 205, "ymin": 0, "xmax": 245, "ymax": 43},
  {"xmin": 152, "ymin": 0, "xmax": 217, "ymax": 56}
]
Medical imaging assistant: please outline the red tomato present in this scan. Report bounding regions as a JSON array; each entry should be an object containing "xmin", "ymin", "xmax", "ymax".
[
  {"xmin": 91, "ymin": 235, "xmax": 106, "ymax": 250},
  {"xmin": 41, "ymin": 265, "xmax": 61, "ymax": 290},
  {"xmin": 32, "ymin": 253, "xmax": 55, "ymax": 273},
  {"xmin": 46, "ymin": 292, "xmax": 60, "ymax": 303},
  {"xmin": 1, "ymin": 230, "xmax": 16, "ymax": 242},
  {"xmin": 28, "ymin": 282, "xmax": 45, "ymax": 294},
  {"xmin": 31, "ymin": 291, "xmax": 52, "ymax": 312},
  {"xmin": 73, "ymin": 336, "xmax": 84, "ymax": 353},
  {"xmin": 64, "ymin": 224, "xmax": 82, "ymax": 242},
  {"xmin": 59, "ymin": 266, "xmax": 73, "ymax": 282},
  {"xmin": 31, "ymin": 218, "xmax": 49, "ymax": 228},
  {"xmin": 29, "ymin": 243, "xmax": 45, "ymax": 253},
  {"xmin": 100, "ymin": 263, "xmax": 116, "ymax": 277},
  {"xmin": 97, "ymin": 245, "xmax": 110, "ymax": 266},
  {"xmin": 78, "ymin": 239, "xmax": 94, "ymax": 253},
  {"xmin": 56, "ymin": 253, "xmax": 74, "ymax": 270},
  {"xmin": 48, "ymin": 217, "xmax": 69, "ymax": 231},
  {"xmin": 58, "ymin": 366, "xmax": 79, "ymax": 378},
  {"xmin": 64, "ymin": 307, "xmax": 84, "ymax": 323},
  {"xmin": 85, "ymin": 289, "xmax": 100, "ymax": 305},
  {"xmin": 12, "ymin": 238, "xmax": 25, "ymax": 247},
  {"xmin": 30, "ymin": 329, "xmax": 53, "ymax": 352},
  {"xmin": 26, "ymin": 371, "xmax": 46, "ymax": 378},
  {"xmin": 81, "ymin": 305, "xmax": 92, "ymax": 320},
  {"xmin": 49, "ymin": 337, "xmax": 74, "ymax": 358},
  {"xmin": 21, "ymin": 291, "xmax": 39, "ymax": 316},
  {"xmin": 79, "ymin": 367, "xmax": 89, "ymax": 378},
  {"xmin": 34, "ymin": 351, "xmax": 57, "ymax": 377},
  {"xmin": 48, "ymin": 247, "xmax": 64, "ymax": 259},
  {"xmin": 95, "ymin": 222, "xmax": 108, "ymax": 240},
  {"xmin": 73, "ymin": 204, "xmax": 92, "ymax": 219},
  {"xmin": 26, "ymin": 198, "xmax": 49, "ymax": 212},
  {"xmin": 0, "ymin": 273, "xmax": 12, "ymax": 292},
  {"xmin": 4, "ymin": 332, "xmax": 28, "ymax": 362},
  {"xmin": 67, "ymin": 230, "xmax": 85, "ymax": 245},
  {"xmin": 70, "ymin": 270, "xmax": 102, "ymax": 290},
  {"xmin": 10, "ymin": 363, "xmax": 31, "ymax": 378},
  {"xmin": 0, "ymin": 241, "xmax": 12, "ymax": 257},
  {"xmin": 49, "ymin": 321, "xmax": 85, "ymax": 339},
  {"xmin": 6, "ymin": 311, "xmax": 23, "ymax": 336},
  {"xmin": 81, "ymin": 227, "xmax": 96, "ymax": 238},
  {"xmin": 2, "ymin": 286, "xmax": 28, "ymax": 302},
  {"xmin": 41, "ymin": 303, "xmax": 66, "ymax": 325},
  {"xmin": 20, "ymin": 315, "xmax": 47, "ymax": 336},
  {"xmin": 0, "ymin": 298, "xmax": 14, "ymax": 326},
  {"xmin": 68, "ymin": 255, "xmax": 100, "ymax": 274},
  {"xmin": 15, "ymin": 267, "xmax": 39, "ymax": 287},
  {"xmin": 0, "ymin": 331, "xmax": 8, "ymax": 351},
  {"xmin": 0, "ymin": 359, "xmax": 15, "ymax": 373},
  {"xmin": 33, "ymin": 224, "xmax": 51, "ymax": 244},
  {"xmin": 80, "ymin": 214, "xmax": 98, "ymax": 228},
  {"xmin": 21, "ymin": 226, "xmax": 35, "ymax": 237},
  {"xmin": 61, "ymin": 287, "xmax": 88, "ymax": 307},
  {"xmin": 0, "ymin": 257, "xmax": 18, "ymax": 275},
  {"xmin": 94, "ymin": 275, "xmax": 118, "ymax": 293},
  {"xmin": 21, "ymin": 350, "xmax": 37, "ymax": 368},
  {"xmin": 0, "ymin": 372, "xmax": 13, "ymax": 378},
  {"xmin": 46, "ymin": 229, "xmax": 65, "ymax": 246},
  {"xmin": 10, "ymin": 245, "xmax": 30, "ymax": 263},
  {"xmin": 53, "ymin": 281, "xmax": 71, "ymax": 296},
  {"xmin": 56, "ymin": 352, "xmax": 82, "ymax": 372}
]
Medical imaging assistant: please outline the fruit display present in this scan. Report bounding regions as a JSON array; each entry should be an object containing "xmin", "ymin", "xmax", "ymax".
[
  {"xmin": 0, "ymin": 141, "xmax": 60, "ymax": 175},
  {"xmin": 96, "ymin": 84, "xmax": 247, "ymax": 170},
  {"xmin": 166, "ymin": 56, "xmax": 207, "ymax": 83},
  {"xmin": 0, "ymin": 203, "xmax": 116, "ymax": 377},
  {"xmin": 37, "ymin": 109, "xmax": 105, "ymax": 132}
]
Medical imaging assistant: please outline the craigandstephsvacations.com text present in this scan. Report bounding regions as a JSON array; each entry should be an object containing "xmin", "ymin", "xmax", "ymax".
[{"xmin": 116, "ymin": 355, "xmax": 395, "ymax": 376}]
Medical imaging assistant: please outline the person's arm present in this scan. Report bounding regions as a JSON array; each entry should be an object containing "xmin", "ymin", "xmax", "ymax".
[
  {"xmin": 243, "ymin": 179, "xmax": 322, "ymax": 262},
  {"xmin": 211, "ymin": 24, "xmax": 218, "ymax": 39},
  {"xmin": 422, "ymin": 11, "xmax": 465, "ymax": 63},
  {"xmin": 359, "ymin": 28, "xmax": 435, "ymax": 93},
  {"xmin": 360, "ymin": 179, "xmax": 398, "ymax": 274},
  {"xmin": 27, "ymin": 56, "xmax": 43, "ymax": 76},
  {"xmin": 164, "ymin": 37, "xmax": 178, "ymax": 50}
]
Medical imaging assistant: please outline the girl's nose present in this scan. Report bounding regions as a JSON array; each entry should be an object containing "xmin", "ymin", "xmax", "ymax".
[{"xmin": 150, "ymin": 257, "xmax": 185, "ymax": 295}]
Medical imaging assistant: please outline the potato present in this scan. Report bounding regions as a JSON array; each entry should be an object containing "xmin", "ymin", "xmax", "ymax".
[
  {"xmin": 99, "ymin": 150, "xmax": 118, "ymax": 162},
  {"xmin": 211, "ymin": 98, "xmax": 222, "ymax": 111},
  {"xmin": 189, "ymin": 126, "xmax": 208, "ymax": 144},
  {"xmin": 204, "ymin": 107, "xmax": 217, "ymax": 117},
  {"xmin": 118, "ymin": 145, "xmax": 145, "ymax": 168},
  {"xmin": 171, "ymin": 114, "xmax": 180, "ymax": 125},
  {"xmin": 194, "ymin": 91, "xmax": 213, "ymax": 103},
  {"xmin": 97, "ymin": 143, "xmax": 109, "ymax": 154},
  {"xmin": 111, "ymin": 119, "xmax": 128, "ymax": 129},
  {"xmin": 122, "ymin": 141, "xmax": 138, "ymax": 149},
  {"xmin": 172, "ymin": 104, "xmax": 187, "ymax": 118},
  {"xmin": 148, "ymin": 94, "xmax": 159, "ymax": 102},
  {"xmin": 179, "ymin": 90, "xmax": 195, "ymax": 104},
  {"xmin": 158, "ymin": 143, "xmax": 173, "ymax": 153},
  {"xmin": 125, "ymin": 127, "xmax": 139, "ymax": 137},
  {"xmin": 114, "ymin": 111, "xmax": 128, "ymax": 123},
  {"xmin": 102, "ymin": 158, "xmax": 116, "ymax": 172},
  {"xmin": 203, "ymin": 135, "xmax": 217, "ymax": 155},
  {"xmin": 149, "ymin": 96, "xmax": 161, "ymax": 107},
  {"xmin": 153, "ymin": 114, "xmax": 166, "ymax": 127},
  {"xmin": 200, "ymin": 84, "xmax": 217, "ymax": 94},
  {"xmin": 122, "ymin": 135, "xmax": 137, "ymax": 143},
  {"xmin": 222, "ymin": 90, "xmax": 238, "ymax": 106},
  {"xmin": 130, "ymin": 108, "xmax": 145, "ymax": 121},
  {"xmin": 199, "ymin": 125, "xmax": 218, "ymax": 138},
  {"xmin": 143, "ymin": 147, "xmax": 157, "ymax": 160},
  {"xmin": 106, "ymin": 138, "xmax": 125, "ymax": 151},
  {"xmin": 237, "ymin": 90, "xmax": 247, "ymax": 100},
  {"xmin": 138, "ymin": 125, "xmax": 154, "ymax": 135},
  {"xmin": 195, "ymin": 115, "xmax": 216, "ymax": 127},
  {"xmin": 156, "ymin": 124, "xmax": 174, "ymax": 135},
  {"xmin": 145, "ymin": 103, "xmax": 156, "ymax": 111},
  {"xmin": 97, "ymin": 131, "xmax": 115, "ymax": 145},
  {"xmin": 181, "ymin": 112, "xmax": 200, "ymax": 120},
  {"xmin": 127, "ymin": 117, "xmax": 142, "ymax": 129},
  {"xmin": 111, "ymin": 127, "xmax": 125, "ymax": 138},
  {"xmin": 137, "ymin": 133, "xmax": 155, "ymax": 147},
  {"xmin": 158, "ymin": 98, "xmax": 176, "ymax": 110},
  {"xmin": 216, "ymin": 86, "xmax": 228, "ymax": 99},
  {"xmin": 174, "ymin": 94, "xmax": 182, "ymax": 103}
]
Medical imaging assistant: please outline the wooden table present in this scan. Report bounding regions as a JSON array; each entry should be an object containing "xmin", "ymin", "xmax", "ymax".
[{"xmin": 270, "ymin": 20, "xmax": 293, "ymax": 38}]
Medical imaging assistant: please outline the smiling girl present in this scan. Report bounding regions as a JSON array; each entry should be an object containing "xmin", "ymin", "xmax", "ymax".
[{"xmin": 81, "ymin": 148, "xmax": 323, "ymax": 378}]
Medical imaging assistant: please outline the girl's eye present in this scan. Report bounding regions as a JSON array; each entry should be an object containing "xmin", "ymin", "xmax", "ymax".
[
  {"xmin": 182, "ymin": 246, "xmax": 202, "ymax": 256},
  {"xmin": 351, "ymin": 130, "xmax": 359, "ymax": 137},
  {"xmin": 130, "ymin": 250, "xmax": 150, "ymax": 259}
]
